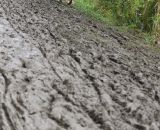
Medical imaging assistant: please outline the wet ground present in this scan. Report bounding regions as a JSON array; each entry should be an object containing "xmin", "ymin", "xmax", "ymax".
[{"xmin": 0, "ymin": 0, "xmax": 160, "ymax": 130}]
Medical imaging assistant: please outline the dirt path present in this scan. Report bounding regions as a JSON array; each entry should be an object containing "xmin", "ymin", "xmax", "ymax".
[{"xmin": 0, "ymin": 0, "xmax": 160, "ymax": 130}]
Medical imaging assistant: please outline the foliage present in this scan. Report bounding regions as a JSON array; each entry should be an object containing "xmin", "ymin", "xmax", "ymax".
[
  {"xmin": 154, "ymin": 1, "xmax": 160, "ymax": 44},
  {"xmin": 74, "ymin": 0, "xmax": 114, "ymax": 24},
  {"xmin": 96, "ymin": 0, "xmax": 157, "ymax": 32},
  {"xmin": 75, "ymin": 0, "xmax": 160, "ymax": 44}
]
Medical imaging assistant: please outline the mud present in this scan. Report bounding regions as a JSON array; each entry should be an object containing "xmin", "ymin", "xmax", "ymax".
[{"xmin": 0, "ymin": 0, "xmax": 160, "ymax": 130}]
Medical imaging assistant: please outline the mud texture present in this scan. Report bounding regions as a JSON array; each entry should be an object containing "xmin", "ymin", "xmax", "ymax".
[{"xmin": 0, "ymin": 0, "xmax": 160, "ymax": 130}]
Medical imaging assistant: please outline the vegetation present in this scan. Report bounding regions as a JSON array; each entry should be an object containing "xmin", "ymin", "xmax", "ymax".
[{"xmin": 75, "ymin": 0, "xmax": 160, "ymax": 44}]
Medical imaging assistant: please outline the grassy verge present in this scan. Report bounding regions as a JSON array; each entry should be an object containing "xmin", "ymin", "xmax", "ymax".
[
  {"xmin": 74, "ymin": 0, "xmax": 115, "ymax": 25},
  {"xmin": 74, "ymin": 0, "xmax": 157, "ymax": 45}
]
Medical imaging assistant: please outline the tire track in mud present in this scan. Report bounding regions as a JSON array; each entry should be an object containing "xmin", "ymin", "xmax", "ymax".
[
  {"xmin": 0, "ymin": 0, "xmax": 160, "ymax": 130},
  {"xmin": 0, "ymin": 5, "xmax": 60, "ymax": 130},
  {"xmin": 0, "ymin": 1, "xmax": 110, "ymax": 129},
  {"xmin": 0, "ymin": 3, "xmax": 102, "ymax": 130}
]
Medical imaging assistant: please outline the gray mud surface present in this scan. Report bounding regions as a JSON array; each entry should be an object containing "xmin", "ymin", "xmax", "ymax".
[{"xmin": 0, "ymin": 0, "xmax": 160, "ymax": 130}]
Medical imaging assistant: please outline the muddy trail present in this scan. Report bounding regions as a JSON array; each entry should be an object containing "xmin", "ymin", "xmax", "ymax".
[{"xmin": 0, "ymin": 0, "xmax": 160, "ymax": 130}]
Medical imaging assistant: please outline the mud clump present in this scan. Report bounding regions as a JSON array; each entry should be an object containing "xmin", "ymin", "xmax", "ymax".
[{"xmin": 0, "ymin": 0, "xmax": 160, "ymax": 130}]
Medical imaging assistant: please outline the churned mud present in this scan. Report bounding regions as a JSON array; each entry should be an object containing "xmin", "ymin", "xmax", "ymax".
[{"xmin": 0, "ymin": 0, "xmax": 160, "ymax": 130}]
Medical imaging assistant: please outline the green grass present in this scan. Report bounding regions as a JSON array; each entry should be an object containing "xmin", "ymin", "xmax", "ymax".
[
  {"xmin": 74, "ymin": 0, "xmax": 157, "ymax": 45},
  {"xmin": 74, "ymin": 0, "xmax": 143, "ymax": 32},
  {"xmin": 74, "ymin": 0, "xmax": 115, "ymax": 25},
  {"xmin": 144, "ymin": 33, "xmax": 156, "ymax": 45}
]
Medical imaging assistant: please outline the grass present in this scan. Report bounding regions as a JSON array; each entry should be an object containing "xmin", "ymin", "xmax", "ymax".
[
  {"xmin": 74, "ymin": 0, "xmax": 115, "ymax": 25},
  {"xmin": 74, "ymin": 0, "xmax": 158, "ymax": 45}
]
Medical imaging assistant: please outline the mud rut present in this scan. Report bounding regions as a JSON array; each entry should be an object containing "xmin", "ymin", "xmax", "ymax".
[{"xmin": 0, "ymin": 0, "xmax": 160, "ymax": 130}]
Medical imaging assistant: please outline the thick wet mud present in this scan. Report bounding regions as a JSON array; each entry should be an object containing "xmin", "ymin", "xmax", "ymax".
[{"xmin": 0, "ymin": 0, "xmax": 160, "ymax": 130}]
